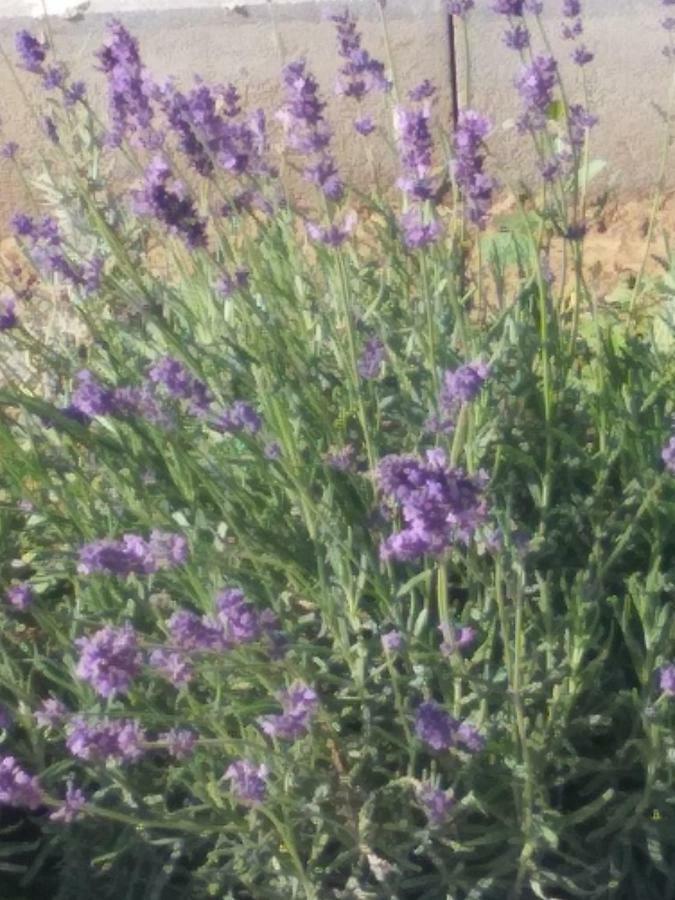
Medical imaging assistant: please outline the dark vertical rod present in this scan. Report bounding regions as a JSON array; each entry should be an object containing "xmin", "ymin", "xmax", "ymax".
[{"xmin": 447, "ymin": 12, "xmax": 460, "ymax": 130}]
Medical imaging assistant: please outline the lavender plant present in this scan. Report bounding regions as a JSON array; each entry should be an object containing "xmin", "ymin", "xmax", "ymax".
[{"xmin": 0, "ymin": 3, "xmax": 674, "ymax": 899}]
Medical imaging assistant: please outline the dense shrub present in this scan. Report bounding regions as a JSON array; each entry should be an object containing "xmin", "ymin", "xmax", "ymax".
[{"xmin": 0, "ymin": 2, "xmax": 675, "ymax": 898}]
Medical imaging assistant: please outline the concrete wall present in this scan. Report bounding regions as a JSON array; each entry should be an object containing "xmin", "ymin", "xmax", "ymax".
[{"xmin": 0, "ymin": 0, "xmax": 671, "ymax": 230}]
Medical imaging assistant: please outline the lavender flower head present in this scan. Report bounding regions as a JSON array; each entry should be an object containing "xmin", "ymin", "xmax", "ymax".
[
  {"xmin": 35, "ymin": 697, "xmax": 69, "ymax": 729},
  {"xmin": 447, "ymin": 0, "xmax": 475, "ymax": 17},
  {"xmin": 306, "ymin": 211, "xmax": 357, "ymax": 247},
  {"xmin": 416, "ymin": 782, "xmax": 455, "ymax": 827},
  {"xmin": 216, "ymin": 268, "xmax": 249, "ymax": 297},
  {"xmin": 0, "ymin": 756, "xmax": 42, "ymax": 809},
  {"xmin": 134, "ymin": 156, "xmax": 207, "ymax": 249},
  {"xmin": 0, "ymin": 296, "xmax": 18, "ymax": 331},
  {"xmin": 147, "ymin": 356, "xmax": 211, "ymax": 414},
  {"xmin": 78, "ymin": 531, "xmax": 187, "ymax": 577},
  {"xmin": 258, "ymin": 681, "xmax": 318, "ymax": 741},
  {"xmin": 224, "ymin": 759, "xmax": 269, "ymax": 806},
  {"xmin": 414, "ymin": 700, "xmax": 459, "ymax": 751},
  {"xmin": 96, "ymin": 20, "xmax": 156, "ymax": 147},
  {"xmin": 440, "ymin": 624, "xmax": 477, "ymax": 656},
  {"xmin": 394, "ymin": 104, "xmax": 436, "ymax": 200},
  {"xmin": 451, "ymin": 111, "xmax": 495, "ymax": 228},
  {"xmin": 325, "ymin": 444, "xmax": 357, "ymax": 472},
  {"xmin": 516, "ymin": 55, "xmax": 558, "ymax": 131},
  {"xmin": 149, "ymin": 648, "xmax": 194, "ymax": 686},
  {"xmin": 0, "ymin": 142, "xmax": 19, "ymax": 160},
  {"xmin": 330, "ymin": 9, "xmax": 389, "ymax": 100},
  {"xmin": 214, "ymin": 401, "xmax": 261, "ymax": 435},
  {"xmin": 71, "ymin": 370, "xmax": 115, "ymax": 418},
  {"xmin": 572, "ymin": 45, "xmax": 594, "ymax": 66},
  {"xmin": 66, "ymin": 716, "xmax": 146, "ymax": 764},
  {"xmin": 354, "ymin": 115, "xmax": 376, "ymax": 136},
  {"xmin": 399, "ymin": 208, "xmax": 443, "ymax": 250},
  {"xmin": 377, "ymin": 449, "xmax": 489, "ymax": 561},
  {"xmin": 381, "ymin": 629, "xmax": 404, "ymax": 653},
  {"xmin": 441, "ymin": 360, "xmax": 490, "ymax": 411},
  {"xmin": 5, "ymin": 582, "xmax": 33, "ymax": 610},
  {"xmin": 457, "ymin": 721, "xmax": 485, "ymax": 752},
  {"xmin": 15, "ymin": 30, "xmax": 47, "ymax": 74},
  {"xmin": 563, "ymin": 0, "xmax": 581, "ymax": 15},
  {"xmin": 358, "ymin": 337, "xmax": 386, "ymax": 380},
  {"xmin": 492, "ymin": 0, "xmax": 525, "ymax": 13},
  {"xmin": 662, "ymin": 435, "xmax": 675, "ymax": 473},
  {"xmin": 75, "ymin": 623, "xmax": 142, "ymax": 698},
  {"xmin": 49, "ymin": 781, "xmax": 86, "ymax": 824},
  {"xmin": 504, "ymin": 24, "xmax": 530, "ymax": 50},
  {"xmin": 161, "ymin": 727, "xmax": 198, "ymax": 759},
  {"xmin": 216, "ymin": 587, "xmax": 264, "ymax": 645},
  {"xmin": 659, "ymin": 664, "xmax": 675, "ymax": 696}
]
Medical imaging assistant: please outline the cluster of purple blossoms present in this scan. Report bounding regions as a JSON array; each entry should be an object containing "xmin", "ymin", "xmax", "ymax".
[
  {"xmin": 147, "ymin": 356, "xmax": 211, "ymax": 415},
  {"xmin": 149, "ymin": 648, "xmax": 194, "ymax": 686},
  {"xmin": 0, "ymin": 756, "xmax": 42, "ymax": 809},
  {"xmin": 515, "ymin": 55, "xmax": 558, "ymax": 132},
  {"xmin": 66, "ymin": 716, "xmax": 146, "ymax": 764},
  {"xmin": 394, "ymin": 103, "xmax": 436, "ymax": 201},
  {"xmin": 441, "ymin": 360, "xmax": 490, "ymax": 415},
  {"xmin": 354, "ymin": 115, "xmax": 376, "ymax": 136},
  {"xmin": 5, "ymin": 582, "xmax": 33, "ymax": 610},
  {"xmin": 1, "ymin": 141, "xmax": 19, "ymax": 160},
  {"xmin": 133, "ymin": 156, "xmax": 207, "ymax": 249},
  {"xmin": 160, "ymin": 727, "xmax": 198, "ymax": 759},
  {"xmin": 399, "ymin": 207, "xmax": 443, "ymax": 250},
  {"xmin": 214, "ymin": 401, "xmax": 262, "ymax": 435},
  {"xmin": 381, "ymin": 629, "xmax": 405, "ymax": 653},
  {"xmin": 562, "ymin": 0, "xmax": 583, "ymax": 40},
  {"xmin": 78, "ymin": 531, "xmax": 188, "ymax": 577},
  {"xmin": 330, "ymin": 9, "xmax": 389, "ymax": 101},
  {"xmin": 568, "ymin": 104, "xmax": 598, "ymax": 150},
  {"xmin": 68, "ymin": 369, "xmax": 179, "ymax": 428},
  {"xmin": 10, "ymin": 214, "xmax": 99, "ymax": 291},
  {"xmin": 492, "ymin": 0, "xmax": 524, "ymax": 13},
  {"xmin": 35, "ymin": 697, "xmax": 69, "ymax": 729},
  {"xmin": 306, "ymin": 211, "xmax": 357, "ymax": 247},
  {"xmin": 278, "ymin": 60, "xmax": 343, "ymax": 202},
  {"xmin": 504, "ymin": 23, "xmax": 530, "ymax": 50},
  {"xmin": 258, "ymin": 681, "xmax": 318, "ymax": 741},
  {"xmin": 447, "ymin": 0, "xmax": 475, "ymax": 15},
  {"xmin": 0, "ymin": 295, "xmax": 17, "ymax": 331},
  {"xmin": 659, "ymin": 664, "xmax": 675, "ymax": 696},
  {"xmin": 167, "ymin": 609, "xmax": 225, "ymax": 652},
  {"xmin": 376, "ymin": 449, "xmax": 489, "ymax": 562},
  {"xmin": 358, "ymin": 337, "xmax": 386, "ymax": 380},
  {"xmin": 96, "ymin": 20, "xmax": 157, "ymax": 147},
  {"xmin": 325, "ymin": 444, "xmax": 357, "ymax": 472},
  {"xmin": 451, "ymin": 111, "xmax": 496, "ymax": 229},
  {"xmin": 49, "ymin": 781, "xmax": 87, "ymax": 824},
  {"xmin": 216, "ymin": 268, "xmax": 249, "ymax": 297},
  {"xmin": 414, "ymin": 700, "xmax": 484, "ymax": 753},
  {"xmin": 160, "ymin": 79, "xmax": 269, "ymax": 179},
  {"xmin": 416, "ymin": 782, "xmax": 455, "ymax": 827},
  {"xmin": 572, "ymin": 45, "xmax": 594, "ymax": 66},
  {"xmin": 216, "ymin": 587, "xmax": 267, "ymax": 645},
  {"xmin": 224, "ymin": 759, "xmax": 269, "ymax": 806},
  {"xmin": 662, "ymin": 434, "xmax": 675, "ymax": 473},
  {"xmin": 15, "ymin": 30, "xmax": 47, "ymax": 74},
  {"xmin": 75, "ymin": 624, "xmax": 142, "ymax": 699},
  {"xmin": 440, "ymin": 623, "xmax": 477, "ymax": 656}
]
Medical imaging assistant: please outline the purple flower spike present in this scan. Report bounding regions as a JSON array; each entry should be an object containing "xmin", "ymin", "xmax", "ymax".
[
  {"xmin": 563, "ymin": 0, "xmax": 581, "ymax": 16},
  {"xmin": 330, "ymin": 9, "xmax": 389, "ymax": 100},
  {"xmin": 456, "ymin": 721, "xmax": 485, "ymax": 752},
  {"xmin": 414, "ymin": 700, "xmax": 458, "ymax": 751},
  {"xmin": 161, "ymin": 727, "xmax": 197, "ymax": 760},
  {"xmin": 0, "ymin": 296, "xmax": 18, "ymax": 331},
  {"xmin": 5, "ymin": 582, "xmax": 33, "ymax": 610},
  {"xmin": 416, "ymin": 782, "xmax": 455, "ymax": 827},
  {"xmin": 399, "ymin": 208, "xmax": 443, "ymax": 250},
  {"xmin": 354, "ymin": 116, "xmax": 376, "ymax": 136},
  {"xmin": 572, "ymin": 45, "xmax": 594, "ymax": 66},
  {"xmin": 15, "ymin": 30, "xmax": 47, "ymax": 73},
  {"xmin": 447, "ymin": 0, "xmax": 474, "ymax": 16},
  {"xmin": 66, "ymin": 717, "xmax": 146, "ymax": 764},
  {"xmin": 258, "ymin": 681, "xmax": 318, "ymax": 741},
  {"xmin": 409, "ymin": 80, "xmax": 436, "ymax": 102},
  {"xmin": 306, "ymin": 211, "xmax": 357, "ymax": 247},
  {"xmin": 394, "ymin": 104, "xmax": 436, "ymax": 201},
  {"xmin": 440, "ymin": 624, "xmax": 477, "ymax": 656},
  {"xmin": 662, "ymin": 435, "xmax": 675, "ymax": 473},
  {"xmin": 381, "ymin": 630, "xmax": 404, "ymax": 653},
  {"xmin": 441, "ymin": 360, "xmax": 490, "ymax": 410},
  {"xmin": 35, "ymin": 697, "xmax": 69, "ymax": 729},
  {"xmin": 504, "ymin": 25, "xmax": 530, "ymax": 50},
  {"xmin": 50, "ymin": 781, "xmax": 86, "ymax": 823},
  {"xmin": 0, "ymin": 756, "xmax": 42, "ymax": 809},
  {"xmin": 149, "ymin": 648, "xmax": 194, "ymax": 686},
  {"xmin": 71, "ymin": 370, "xmax": 115, "ymax": 418},
  {"xmin": 133, "ymin": 156, "xmax": 207, "ymax": 249},
  {"xmin": 75, "ymin": 623, "xmax": 142, "ymax": 699},
  {"xmin": 659, "ymin": 664, "xmax": 675, "ymax": 696},
  {"xmin": 1, "ymin": 142, "xmax": 19, "ymax": 160},
  {"xmin": 216, "ymin": 587, "xmax": 264, "ymax": 645},
  {"xmin": 224, "ymin": 759, "xmax": 269, "ymax": 806},
  {"xmin": 358, "ymin": 337, "xmax": 386, "ymax": 380},
  {"xmin": 516, "ymin": 55, "xmax": 558, "ymax": 132},
  {"xmin": 451, "ymin": 111, "xmax": 495, "ymax": 228},
  {"xmin": 214, "ymin": 401, "xmax": 261, "ymax": 435},
  {"xmin": 377, "ymin": 449, "xmax": 489, "ymax": 561},
  {"xmin": 78, "ymin": 532, "xmax": 187, "ymax": 577},
  {"xmin": 492, "ymin": 0, "xmax": 524, "ymax": 14}
]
